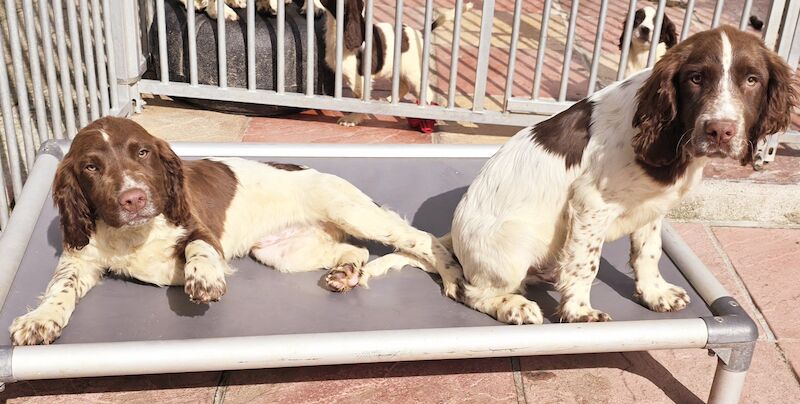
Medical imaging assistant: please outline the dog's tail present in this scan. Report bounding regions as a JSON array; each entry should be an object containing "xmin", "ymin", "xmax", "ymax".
[
  {"xmin": 431, "ymin": 2, "xmax": 474, "ymax": 31},
  {"xmin": 360, "ymin": 233, "xmax": 465, "ymax": 302}
]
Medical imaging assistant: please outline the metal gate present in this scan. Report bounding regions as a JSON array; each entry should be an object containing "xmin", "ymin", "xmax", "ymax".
[{"xmin": 2, "ymin": 0, "xmax": 800, "ymax": 231}]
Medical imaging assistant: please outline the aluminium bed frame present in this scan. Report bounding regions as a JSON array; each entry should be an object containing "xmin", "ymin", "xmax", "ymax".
[{"xmin": 0, "ymin": 142, "xmax": 757, "ymax": 403}]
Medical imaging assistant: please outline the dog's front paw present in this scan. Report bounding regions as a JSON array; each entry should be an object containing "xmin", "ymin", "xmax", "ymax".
[
  {"xmin": 636, "ymin": 280, "xmax": 690, "ymax": 312},
  {"xmin": 496, "ymin": 295, "xmax": 543, "ymax": 325},
  {"xmin": 337, "ymin": 114, "xmax": 364, "ymax": 127},
  {"xmin": 184, "ymin": 259, "xmax": 228, "ymax": 304},
  {"xmin": 559, "ymin": 303, "xmax": 612, "ymax": 323},
  {"xmin": 10, "ymin": 309, "xmax": 63, "ymax": 345},
  {"xmin": 325, "ymin": 263, "xmax": 362, "ymax": 293}
]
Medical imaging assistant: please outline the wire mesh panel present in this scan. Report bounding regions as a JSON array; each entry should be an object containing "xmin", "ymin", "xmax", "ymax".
[{"xmin": 0, "ymin": 0, "xmax": 123, "ymax": 231}]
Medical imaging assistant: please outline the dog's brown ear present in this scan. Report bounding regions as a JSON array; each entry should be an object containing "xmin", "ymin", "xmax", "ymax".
[
  {"xmin": 632, "ymin": 46, "xmax": 686, "ymax": 167},
  {"xmin": 343, "ymin": 0, "xmax": 365, "ymax": 50},
  {"xmin": 53, "ymin": 161, "xmax": 94, "ymax": 250},
  {"xmin": 155, "ymin": 138, "xmax": 191, "ymax": 226},
  {"xmin": 744, "ymin": 48, "xmax": 799, "ymax": 164},
  {"xmin": 660, "ymin": 15, "xmax": 678, "ymax": 48}
]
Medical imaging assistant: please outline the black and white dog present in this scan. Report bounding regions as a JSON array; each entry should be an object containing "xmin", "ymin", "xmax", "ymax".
[
  {"xmin": 619, "ymin": 6, "xmax": 678, "ymax": 79},
  {"xmin": 318, "ymin": 0, "xmax": 470, "ymax": 126}
]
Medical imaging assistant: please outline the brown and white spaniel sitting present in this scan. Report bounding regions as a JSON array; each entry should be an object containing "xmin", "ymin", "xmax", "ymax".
[{"xmin": 9, "ymin": 117, "xmax": 461, "ymax": 345}]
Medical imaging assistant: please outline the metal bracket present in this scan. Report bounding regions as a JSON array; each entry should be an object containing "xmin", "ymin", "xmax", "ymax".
[
  {"xmin": 703, "ymin": 297, "xmax": 758, "ymax": 372},
  {"xmin": 37, "ymin": 140, "xmax": 66, "ymax": 160},
  {"xmin": 0, "ymin": 346, "xmax": 13, "ymax": 383}
]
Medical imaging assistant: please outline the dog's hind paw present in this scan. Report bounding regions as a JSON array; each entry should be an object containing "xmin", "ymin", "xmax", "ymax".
[{"xmin": 325, "ymin": 263, "xmax": 362, "ymax": 293}]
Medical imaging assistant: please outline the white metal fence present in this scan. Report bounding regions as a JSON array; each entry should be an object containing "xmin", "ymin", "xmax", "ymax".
[{"xmin": 2, "ymin": 0, "xmax": 800, "ymax": 231}]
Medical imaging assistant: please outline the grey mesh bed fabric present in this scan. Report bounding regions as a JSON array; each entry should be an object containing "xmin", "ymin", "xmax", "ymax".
[{"xmin": 0, "ymin": 142, "xmax": 757, "ymax": 403}]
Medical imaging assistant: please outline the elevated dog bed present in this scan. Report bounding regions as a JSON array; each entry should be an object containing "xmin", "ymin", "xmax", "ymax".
[
  {"xmin": 0, "ymin": 143, "xmax": 756, "ymax": 403},
  {"xmin": 146, "ymin": 0, "xmax": 334, "ymax": 115}
]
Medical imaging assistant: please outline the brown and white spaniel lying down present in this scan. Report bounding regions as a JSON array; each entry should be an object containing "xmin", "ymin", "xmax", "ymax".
[{"xmin": 9, "ymin": 117, "xmax": 461, "ymax": 345}]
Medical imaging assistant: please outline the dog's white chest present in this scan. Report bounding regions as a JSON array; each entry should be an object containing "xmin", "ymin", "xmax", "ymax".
[{"xmin": 88, "ymin": 216, "xmax": 188, "ymax": 286}]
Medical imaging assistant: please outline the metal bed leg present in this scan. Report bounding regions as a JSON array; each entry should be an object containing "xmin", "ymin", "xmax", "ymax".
[{"xmin": 707, "ymin": 342, "xmax": 755, "ymax": 404}]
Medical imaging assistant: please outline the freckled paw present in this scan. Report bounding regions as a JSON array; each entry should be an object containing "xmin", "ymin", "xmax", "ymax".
[
  {"xmin": 9, "ymin": 313, "xmax": 63, "ymax": 346},
  {"xmin": 636, "ymin": 282, "xmax": 691, "ymax": 313},
  {"xmin": 496, "ymin": 296, "xmax": 543, "ymax": 325},
  {"xmin": 184, "ymin": 275, "xmax": 227, "ymax": 304},
  {"xmin": 559, "ymin": 306, "xmax": 612, "ymax": 323},
  {"xmin": 325, "ymin": 263, "xmax": 362, "ymax": 293}
]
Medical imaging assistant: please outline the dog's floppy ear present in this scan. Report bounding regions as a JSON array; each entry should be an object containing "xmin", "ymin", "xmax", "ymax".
[
  {"xmin": 155, "ymin": 138, "xmax": 192, "ymax": 226},
  {"xmin": 343, "ymin": 0, "xmax": 365, "ymax": 50},
  {"xmin": 53, "ymin": 160, "xmax": 94, "ymax": 250},
  {"xmin": 744, "ymin": 48, "xmax": 799, "ymax": 163},
  {"xmin": 632, "ymin": 46, "xmax": 687, "ymax": 167},
  {"xmin": 660, "ymin": 14, "xmax": 678, "ymax": 48}
]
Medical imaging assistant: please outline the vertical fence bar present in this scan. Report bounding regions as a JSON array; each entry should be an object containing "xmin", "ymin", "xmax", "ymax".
[
  {"xmin": 156, "ymin": 0, "xmax": 168, "ymax": 83},
  {"xmin": 616, "ymin": 0, "xmax": 638, "ymax": 81},
  {"xmin": 41, "ymin": 0, "xmax": 65, "ymax": 139},
  {"xmin": 102, "ymin": 0, "xmax": 119, "ymax": 111},
  {"xmin": 188, "ymin": 0, "xmax": 198, "ymax": 85},
  {"xmin": 306, "ymin": 0, "xmax": 315, "ymax": 96},
  {"xmin": 23, "ymin": 0, "xmax": 49, "ymax": 143},
  {"xmin": 362, "ymin": 0, "xmax": 375, "ymax": 100},
  {"xmin": 711, "ymin": 0, "xmax": 725, "ymax": 28},
  {"xmin": 217, "ymin": 0, "xmax": 227, "ymax": 88},
  {"xmin": 4, "ymin": 0, "xmax": 37, "ymax": 167},
  {"xmin": 0, "ymin": 28, "xmax": 24, "ymax": 197},
  {"xmin": 247, "ymin": 0, "xmax": 255, "ymax": 90},
  {"xmin": 532, "ymin": 0, "xmax": 553, "ymax": 99},
  {"xmin": 66, "ymin": 0, "xmax": 88, "ymax": 127},
  {"xmin": 446, "ymin": 0, "xmax": 464, "ymax": 108},
  {"xmin": 91, "ymin": 0, "xmax": 110, "ymax": 115},
  {"xmin": 558, "ymin": 0, "xmax": 580, "ymax": 102},
  {"xmin": 647, "ymin": 0, "xmax": 667, "ymax": 67},
  {"xmin": 390, "ymin": 0, "xmax": 405, "ymax": 104},
  {"xmin": 80, "ymin": 0, "xmax": 100, "ymax": 120},
  {"xmin": 680, "ymin": 0, "xmax": 696, "ymax": 41},
  {"xmin": 277, "ymin": 0, "xmax": 285, "ymax": 93},
  {"xmin": 418, "ymin": 0, "xmax": 434, "ymax": 106},
  {"xmin": 334, "ymin": 0, "xmax": 344, "ymax": 98},
  {"xmin": 472, "ymin": 0, "xmax": 495, "ymax": 111},
  {"xmin": 53, "ymin": 0, "xmax": 76, "ymax": 137},
  {"xmin": 502, "ymin": 0, "xmax": 523, "ymax": 110},
  {"xmin": 0, "ymin": 163, "xmax": 8, "ymax": 229},
  {"xmin": 739, "ymin": 0, "xmax": 754, "ymax": 31},
  {"xmin": 587, "ymin": 0, "xmax": 609, "ymax": 95}
]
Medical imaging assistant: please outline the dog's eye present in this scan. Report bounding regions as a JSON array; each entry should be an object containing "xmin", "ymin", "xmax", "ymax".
[
  {"xmin": 85, "ymin": 164, "xmax": 98, "ymax": 172},
  {"xmin": 138, "ymin": 149, "xmax": 149, "ymax": 158},
  {"xmin": 746, "ymin": 75, "xmax": 759, "ymax": 86},
  {"xmin": 689, "ymin": 73, "xmax": 703, "ymax": 85}
]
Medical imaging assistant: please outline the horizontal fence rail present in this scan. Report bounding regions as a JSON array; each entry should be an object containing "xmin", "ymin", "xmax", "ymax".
[{"xmin": 2, "ymin": 0, "xmax": 799, "ymax": 229}]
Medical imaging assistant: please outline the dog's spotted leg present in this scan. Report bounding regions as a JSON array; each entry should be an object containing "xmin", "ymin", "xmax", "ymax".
[
  {"xmin": 555, "ymin": 185, "xmax": 620, "ymax": 323},
  {"xmin": 631, "ymin": 219, "xmax": 690, "ymax": 312},
  {"xmin": 183, "ymin": 240, "xmax": 231, "ymax": 304},
  {"xmin": 9, "ymin": 254, "xmax": 104, "ymax": 345}
]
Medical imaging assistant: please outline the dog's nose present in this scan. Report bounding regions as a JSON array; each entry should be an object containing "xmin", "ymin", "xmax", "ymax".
[
  {"xmin": 118, "ymin": 188, "xmax": 147, "ymax": 213},
  {"xmin": 639, "ymin": 26, "xmax": 651, "ymax": 38},
  {"xmin": 705, "ymin": 120, "xmax": 737, "ymax": 144}
]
